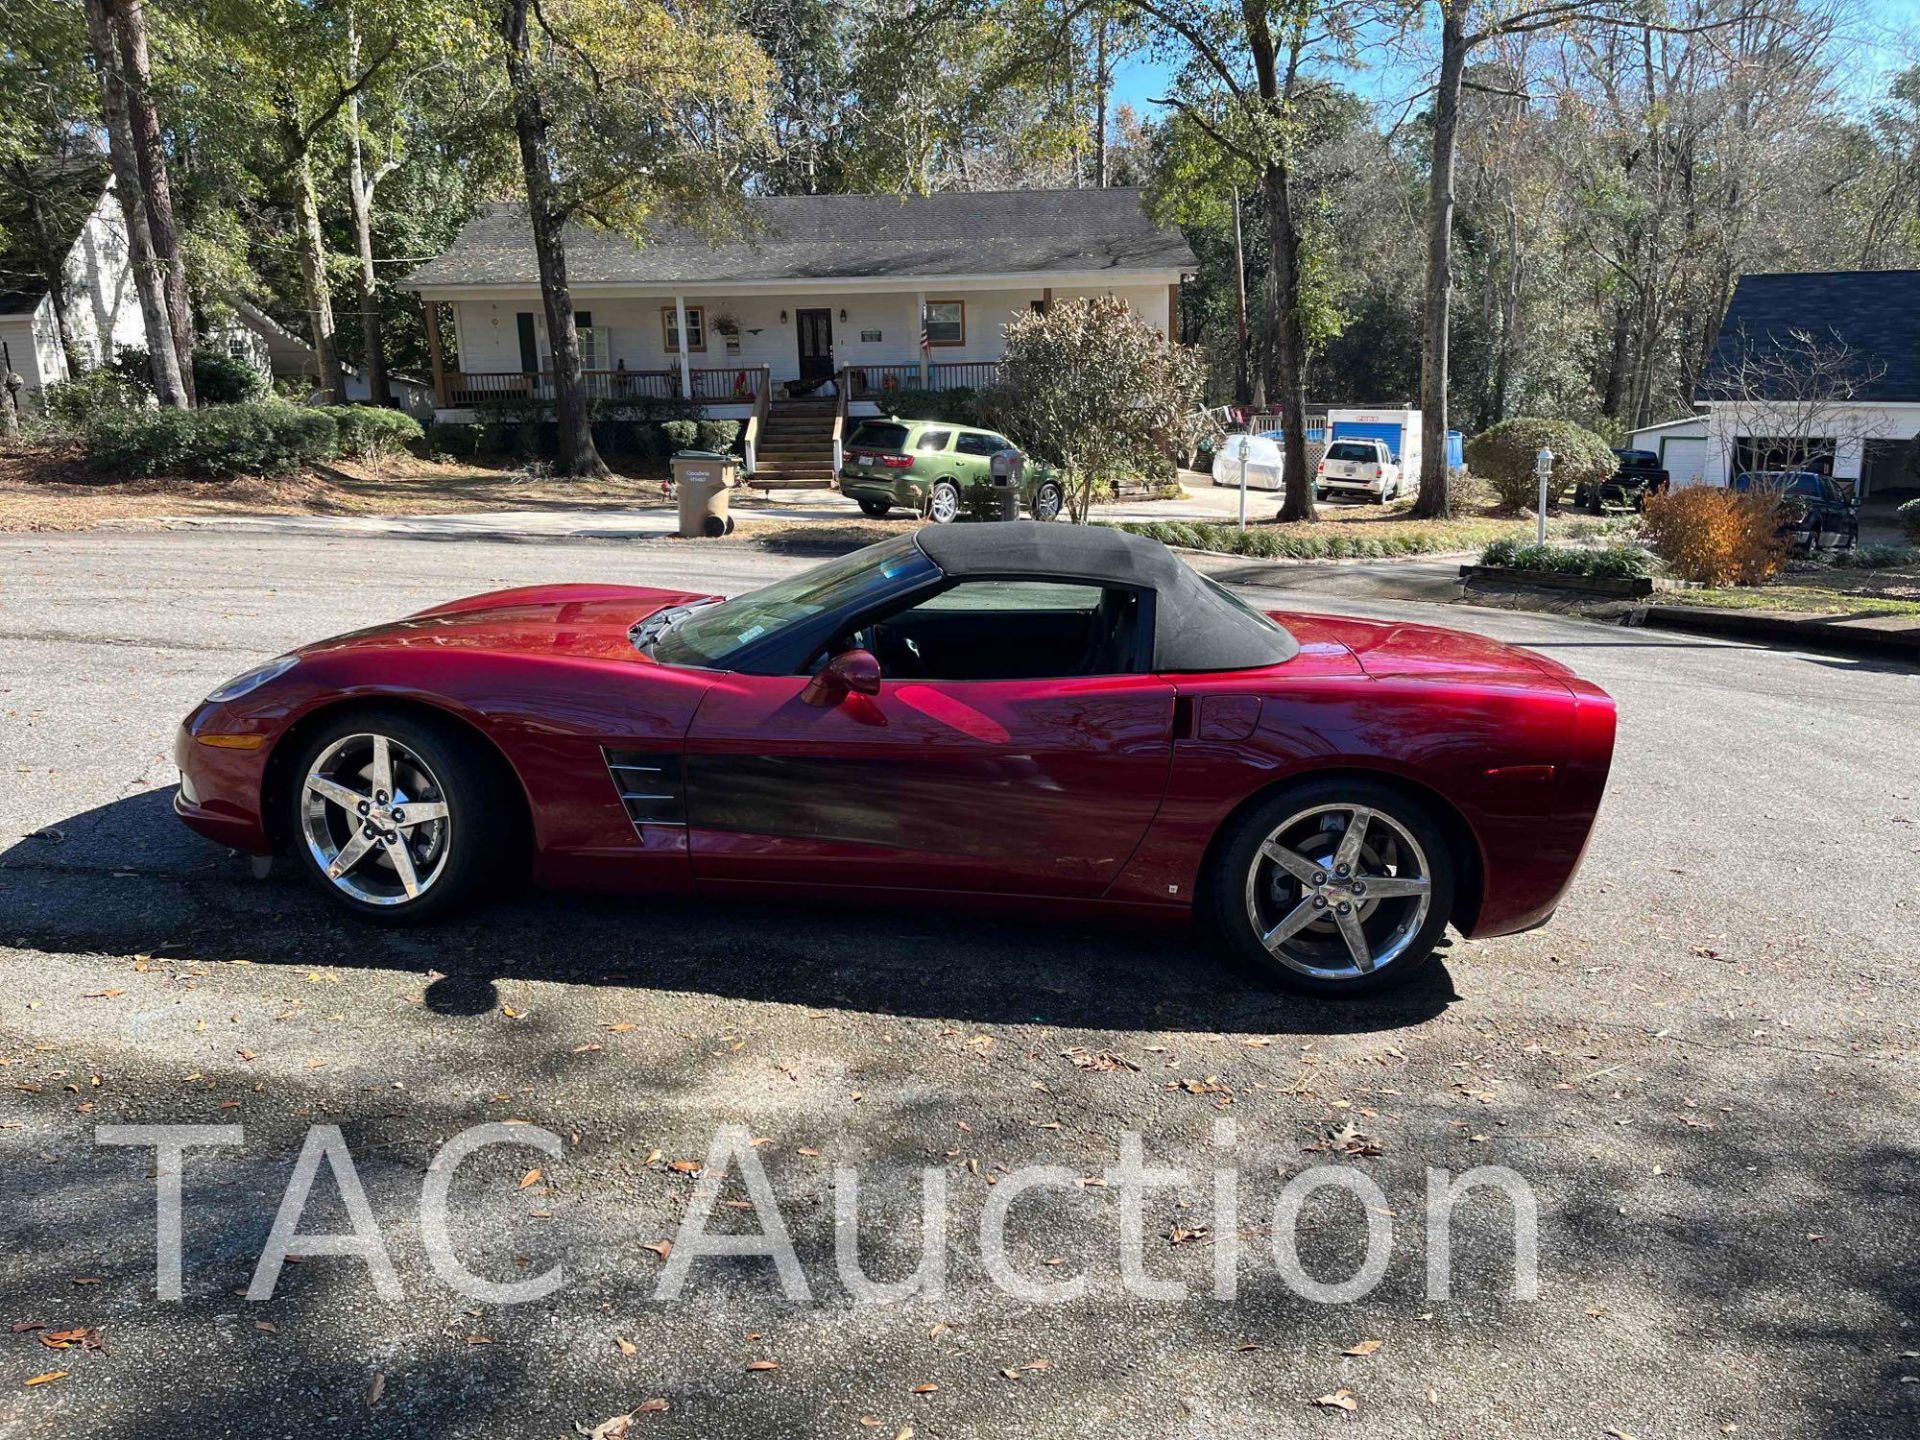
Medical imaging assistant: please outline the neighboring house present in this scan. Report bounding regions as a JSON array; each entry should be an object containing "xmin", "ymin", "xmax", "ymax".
[
  {"xmin": 404, "ymin": 188, "xmax": 1195, "ymax": 479},
  {"xmin": 1697, "ymin": 270, "xmax": 1920, "ymax": 497},
  {"xmin": 1625, "ymin": 414, "xmax": 1711, "ymax": 487},
  {"xmin": 208, "ymin": 296, "xmax": 434, "ymax": 417},
  {"xmin": 0, "ymin": 169, "xmax": 146, "ymax": 409}
]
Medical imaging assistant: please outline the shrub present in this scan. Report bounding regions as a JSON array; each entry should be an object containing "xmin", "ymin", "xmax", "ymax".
[
  {"xmin": 322, "ymin": 405, "xmax": 424, "ymax": 460},
  {"xmin": 426, "ymin": 421, "xmax": 480, "ymax": 460},
  {"xmin": 1897, "ymin": 496, "xmax": 1920, "ymax": 541},
  {"xmin": 695, "ymin": 419, "xmax": 740, "ymax": 453},
  {"xmin": 1640, "ymin": 486, "xmax": 1786, "ymax": 586},
  {"xmin": 42, "ymin": 367, "xmax": 148, "ymax": 429},
  {"xmin": 1826, "ymin": 542, "xmax": 1917, "ymax": 569},
  {"xmin": 1478, "ymin": 537, "xmax": 1652, "ymax": 579},
  {"xmin": 1463, "ymin": 417, "xmax": 1616, "ymax": 513},
  {"xmin": 661, "ymin": 419, "xmax": 699, "ymax": 452},
  {"xmin": 192, "ymin": 349, "xmax": 269, "ymax": 405},
  {"xmin": 874, "ymin": 385, "xmax": 984, "ymax": 426},
  {"xmin": 82, "ymin": 400, "xmax": 339, "ymax": 478}
]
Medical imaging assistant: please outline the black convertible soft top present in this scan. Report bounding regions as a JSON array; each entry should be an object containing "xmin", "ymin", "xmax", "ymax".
[{"xmin": 915, "ymin": 523, "xmax": 1299, "ymax": 672}]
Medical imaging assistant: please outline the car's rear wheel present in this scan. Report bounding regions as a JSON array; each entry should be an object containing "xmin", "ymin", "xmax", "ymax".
[
  {"xmin": 1205, "ymin": 778, "xmax": 1455, "ymax": 995},
  {"xmin": 928, "ymin": 480, "xmax": 962, "ymax": 524},
  {"xmin": 288, "ymin": 710, "xmax": 505, "ymax": 924},
  {"xmin": 857, "ymin": 497, "xmax": 892, "ymax": 518},
  {"xmin": 1031, "ymin": 480, "xmax": 1065, "ymax": 521}
]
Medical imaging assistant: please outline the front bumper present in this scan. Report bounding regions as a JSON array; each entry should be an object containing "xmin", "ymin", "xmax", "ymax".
[{"xmin": 173, "ymin": 716, "xmax": 274, "ymax": 853}]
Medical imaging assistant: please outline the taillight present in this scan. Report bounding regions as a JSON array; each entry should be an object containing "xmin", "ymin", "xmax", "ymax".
[
  {"xmin": 1316, "ymin": 460, "xmax": 1325, "ymax": 475},
  {"xmin": 879, "ymin": 454, "xmax": 914, "ymax": 469}
]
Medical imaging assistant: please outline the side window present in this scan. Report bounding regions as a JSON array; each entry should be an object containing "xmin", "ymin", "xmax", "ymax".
[
  {"xmin": 955, "ymin": 433, "xmax": 1002, "ymax": 457},
  {"xmin": 915, "ymin": 428, "xmax": 952, "ymax": 453},
  {"xmin": 859, "ymin": 580, "xmax": 1143, "ymax": 682}
]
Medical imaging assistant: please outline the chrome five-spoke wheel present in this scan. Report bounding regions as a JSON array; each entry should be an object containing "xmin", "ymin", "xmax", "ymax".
[
  {"xmin": 1245, "ymin": 803, "xmax": 1431, "ymax": 980},
  {"xmin": 1208, "ymin": 779, "xmax": 1455, "ymax": 994},
  {"xmin": 300, "ymin": 732, "xmax": 452, "ymax": 906}
]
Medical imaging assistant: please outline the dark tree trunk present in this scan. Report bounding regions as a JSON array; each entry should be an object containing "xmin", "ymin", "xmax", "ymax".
[
  {"xmin": 500, "ymin": 0, "xmax": 608, "ymax": 478},
  {"xmin": 1244, "ymin": 2, "xmax": 1314, "ymax": 522},
  {"xmin": 1412, "ymin": 4, "xmax": 1466, "ymax": 519},
  {"xmin": 1231, "ymin": 186, "xmax": 1251, "ymax": 407},
  {"xmin": 110, "ymin": 0, "xmax": 193, "ymax": 404},
  {"xmin": 82, "ymin": 0, "xmax": 186, "ymax": 407}
]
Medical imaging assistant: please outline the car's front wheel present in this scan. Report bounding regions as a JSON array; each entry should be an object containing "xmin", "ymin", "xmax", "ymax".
[
  {"xmin": 288, "ymin": 709, "xmax": 506, "ymax": 924},
  {"xmin": 1031, "ymin": 480, "xmax": 1065, "ymax": 521},
  {"xmin": 927, "ymin": 480, "xmax": 962, "ymax": 524},
  {"xmin": 1205, "ymin": 778, "xmax": 1455, "ymax": 995},
  {"xmin": 856, "ymin": 497, "xmax": 892, "ymax": 518}
]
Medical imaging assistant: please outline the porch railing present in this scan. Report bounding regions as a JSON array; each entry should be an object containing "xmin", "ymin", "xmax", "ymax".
[
  {"xmin": 840, "ymin": 361, "xmax": 1002, "ymax": 400},
  {"xmin": 445, "ymin": 366, "xmax": 769, "ymax": 407}
]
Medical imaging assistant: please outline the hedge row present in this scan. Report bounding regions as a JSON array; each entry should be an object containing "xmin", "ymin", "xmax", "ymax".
[
  {"xmin": 428, "ymin": 417, "xmax": 739, "ymax": 464},
  {"xmin": 1113, "ymin": 519, "xmax": 1508, "ymax": 560},
  {"xmin": 81, "ymin": 401, "xmax": 422, "ymax": 478},
  {"xmin": 1477, "ymin": 537, "xmax": 1653, "ymax": 579}
]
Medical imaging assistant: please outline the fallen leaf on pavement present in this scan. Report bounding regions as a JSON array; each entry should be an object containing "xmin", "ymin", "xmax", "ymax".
[
  {"xmin": 634, "ymin": 1398, "xmax": 668, "ymax": 1414},
  {"xmin": 1310, "ymin": 1388, "xmax": 1358, "ymax": 1411},
  {"xmin": 24, "ymin": 1372, "xmax": 68, "ymax": 1388},
  {"xmin": 615, "ymin": 1336, "xmax": 637, "ymax": 1357},
  {"xmin": 1341, "ymin": 1339, "xmax": 1383, "ymax": 1357},
  {"xmin": 518, "ymin": 1168, "xmax": 542, "ymax": 1189},
  {"xmin": 745, "ymin": 1360, "xmax": 778, "ymax": 1372},
  {"xmin": 911, "ymin": 1382, "xmax": 939, "ymax": 1394},
  {"xmin": 641, "ymin": 1240, "xmax": 672, "ymax": 1261}
]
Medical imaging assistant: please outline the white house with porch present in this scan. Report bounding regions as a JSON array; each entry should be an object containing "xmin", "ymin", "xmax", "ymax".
[{"xmin": 404, "ymin": 188, "xmax": 1194, "ymax": 485}]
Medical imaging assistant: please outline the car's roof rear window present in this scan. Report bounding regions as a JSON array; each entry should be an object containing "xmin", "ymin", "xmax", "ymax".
[
  {"xmin": 848, "ymin": 421, "xmax": 909, "ymax": 452},
  {"xmin": 1326, "ymin": 442, "xmax": 1377, "ymax": 460}
]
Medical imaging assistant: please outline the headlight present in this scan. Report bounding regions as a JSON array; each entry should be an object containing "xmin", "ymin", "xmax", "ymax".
[{"xmin": 205, "ymin": 656, "xmax": 299, "ymax": 704}]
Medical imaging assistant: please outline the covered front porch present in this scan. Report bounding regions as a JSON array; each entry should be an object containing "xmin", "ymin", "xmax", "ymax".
[{"xmin": 418, "ymin": 279, "xmax": 1173, "ymax": 419}]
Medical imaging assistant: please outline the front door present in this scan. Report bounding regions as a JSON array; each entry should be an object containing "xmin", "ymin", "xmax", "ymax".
[
  {"xmin": 796, "ymin": 308, "xmax": 833, "ymax": 384},
  {"xmin": 681, "ymin": 578, "xmax": 1175, "ymax": 898}
]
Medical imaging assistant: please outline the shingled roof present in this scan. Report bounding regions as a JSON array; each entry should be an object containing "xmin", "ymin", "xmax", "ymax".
[
  {"xmin": 1699, "ymin": 270, "xmax": 1920, "ymax": 403},
  {"xmin": 406, "ymin": 188, "xmax": 1195, "ymax": 290}
]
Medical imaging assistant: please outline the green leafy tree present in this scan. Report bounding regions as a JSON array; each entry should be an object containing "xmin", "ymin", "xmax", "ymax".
[
  {"xmin": 495, "ymin": 0, "xmax": 772, "ymax": 477},
  {"xmin": 990, "ymin": 295, "xmax": 1203, "ymax": 522}
]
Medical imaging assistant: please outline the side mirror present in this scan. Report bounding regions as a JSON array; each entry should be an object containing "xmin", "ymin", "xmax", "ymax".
[{"xmin": 802, "ymin": 648, "xmax": 882, "ymax": 707}]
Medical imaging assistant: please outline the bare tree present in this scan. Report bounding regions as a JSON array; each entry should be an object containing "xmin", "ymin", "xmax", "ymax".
[{"xmin": 1701, "ymin": 325, "xmax": 1888, "ymax": 482}]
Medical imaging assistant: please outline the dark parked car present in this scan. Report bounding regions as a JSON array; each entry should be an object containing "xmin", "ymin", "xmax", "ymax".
[
  {"xmin": 1575, "ymin": 449, "xmax": 1670, "ymax": 512},
  {"xmin": 1731, "ymin": 470, "xmax": 1859, "ymax": 552}
]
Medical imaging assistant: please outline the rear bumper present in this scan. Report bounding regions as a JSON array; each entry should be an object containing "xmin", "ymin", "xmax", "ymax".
[{"xmin": 1321, "ymin": 479, "xmax": 1387, "ymax": 498}]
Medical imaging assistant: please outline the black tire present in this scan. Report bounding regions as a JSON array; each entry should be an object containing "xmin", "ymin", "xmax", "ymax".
[
  {"xmin": 1031, "ymin": 480, "xmax": 1065, "ymax": 522},
  {"xmin": 1203, "ymin": 777, "xmax": 1456, "ymax": 996},
  {"xmin": 857, "ymin": 497, "xmax": 892, "ymax": 518},
  {"xmin": 928, "ymin": 479, "xmax": 962, "ymax": 524},
  {"xmin": 286, "ymin": 707, "xmax": 511, "ymax": 926}
]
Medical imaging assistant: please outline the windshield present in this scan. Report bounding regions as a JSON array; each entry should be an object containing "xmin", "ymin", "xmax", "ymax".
[
  {"xmin": 651, "ymin": 534, "xmax": 934, "ymax": 668},
  {"xmin": 847, "ymin": 421, "xmax": 909, "ymax": 452}
]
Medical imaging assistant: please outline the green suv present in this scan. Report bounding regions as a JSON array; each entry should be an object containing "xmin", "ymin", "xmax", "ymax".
[{"xmin": 840, "ymin": 418, "xmax": 1067, "ymax": 523}]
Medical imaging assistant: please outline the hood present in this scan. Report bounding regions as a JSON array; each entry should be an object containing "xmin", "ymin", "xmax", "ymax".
[
  {"xmin": 297, "ymin": 584, "xmax": 718, "ymax": 664},
  {"xmin": 1273, "ymin": 611, "xmax": 1579, "ymax": 691}
]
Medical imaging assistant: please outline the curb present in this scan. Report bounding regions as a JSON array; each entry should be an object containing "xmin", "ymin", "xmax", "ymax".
[
  {"xmin": 1458, "ymin": 565, "xmax": 1654, "ymax": 597},
  {"xmin": 1637, "ymin": 604, "xmax": 1920, "ymax": 663}
]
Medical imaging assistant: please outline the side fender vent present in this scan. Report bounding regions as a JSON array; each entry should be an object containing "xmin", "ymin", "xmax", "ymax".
[{"xmin": 602, "ymin": 749, "xmax": 685, "ymax": 833}]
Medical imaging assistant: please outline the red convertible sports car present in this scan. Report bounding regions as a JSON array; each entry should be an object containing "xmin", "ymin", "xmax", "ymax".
[{"xmin": 174, "ymin": 525, "xmax": 1615, "ymax": 995}]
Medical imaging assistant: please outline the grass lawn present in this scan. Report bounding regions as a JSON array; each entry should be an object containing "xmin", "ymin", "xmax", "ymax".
[{"xmin": 1661, "ymin": 577, "xmax": 1920, "ymax": 618}]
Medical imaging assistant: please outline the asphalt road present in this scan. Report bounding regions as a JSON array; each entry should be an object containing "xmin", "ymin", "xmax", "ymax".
[{"xmin": 1, "ymin": 529, "xmax": 1915, "ymax": 1440}]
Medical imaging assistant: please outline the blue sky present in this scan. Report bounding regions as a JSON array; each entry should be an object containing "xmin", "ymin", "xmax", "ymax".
[{"xmin": 1108, "ymin": 2, "xmax": 1919, "ymax": 121}]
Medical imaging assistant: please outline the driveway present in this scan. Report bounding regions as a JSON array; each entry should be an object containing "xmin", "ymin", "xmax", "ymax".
[{"xmin": 0, "ymin": 529, "xmax": 1914, "ymax": 1439}]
